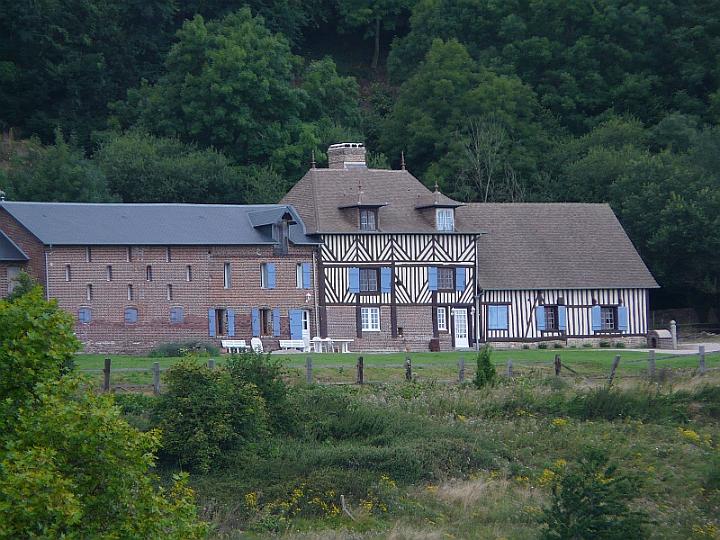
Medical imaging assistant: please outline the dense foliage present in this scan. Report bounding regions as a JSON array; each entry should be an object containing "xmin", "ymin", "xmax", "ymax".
[{"xmin": 2, "ymin": 0, "xmax": 720, "ymax": 312}]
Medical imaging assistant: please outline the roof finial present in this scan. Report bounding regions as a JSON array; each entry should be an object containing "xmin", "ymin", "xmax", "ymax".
[
  {"xmin": 0, "ymin": 190, "xmax": 5, "ymax": 201},
  {"xmin": 311, "ymin": 150, "xmax": 316, "ymax": 169},
  {"xmin": 400, "ymin": 151, "xmax": 406, "ymax": 170},
  {"xmin": 434, "ymin": 180, "xmax": 439, "ymax": 193}
]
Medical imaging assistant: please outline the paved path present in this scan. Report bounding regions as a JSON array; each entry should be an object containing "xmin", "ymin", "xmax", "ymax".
[{"xmin": 617, "ymin": 342, "xmax": 720, "ymax": 355}]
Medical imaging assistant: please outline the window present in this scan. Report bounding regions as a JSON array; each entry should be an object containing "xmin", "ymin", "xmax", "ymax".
[
  {"xmin": 260, "ymin": 308, "xmax": 273, "ymax": 335},
  {"xmin": 124, "ymin": 307, "xmax": 138, "ymax": 324},
  {"xmin": 78, "ymin": 307, "xmax": 92, "ymax": 324},
  {"xmin": 86, "ymin": 284, "xmax": 93, "ymax": 301},
  {"xmin": 296, "ymin": 263, "xmax": 304, "ymax": 288},
  {"xmin": 85, "ymin": 247, "xmax": 92, "ymax": 262},
  {"xmin": 146, "ymin": 265, "xmax": 153, "ymax": 282},
  {"xmin": 223, "ymin": 262, "xmax": 231, "ymax": 289},
  {"xmin": 360, "ymin": 307, "xmax": 380, "ymax": 331},
  {"xmin": 601, "ymin": 306, "xmax": 617, "ymax": 330},
  {"xmin": 437, "ymin": 267, "xmax": 455, "ymax": 290},
  {"xmin": 261, "ymin": 263, "xmax": 275, "ymax": 289},
  {"xmin": 65, "ymin": 264, "xmax": 71, "ymax": 282},
  {"xmin": 170, "ymin": 307, "xmax": 184, "ymax": 324},
  {"xmin": 545, "ymin": 306, "xmax": 559, "ymax": 331},
  {"xmin": 359, "ymin": 268, "xmax": 378, "ymax": 293},
  {"xmin": 186, "ymin": 265, "xmax": 192, "ymax": 282},
  {"xmin": 359, "ymin": 209, "xmax": 377, "ymax": 231},
  {"xmin": 126, "ymin": 247, "xmax": 132, "ymax": 262},
  {"xmin": 127, "ymin": 284, "xmax": 134, "ymax": 301},
  {"xmin": 437, "ymin": 307, "xmax": 447, "ymax": 331},
  {"xmin": 106, "ymin": 265, "xmax": 113, "ymax": 281},
  {"xmin": 166, "ymin": 247, "xmax": 172, "ymax": 262},
  {"xmin": 167, "ymin": 284, "xmax": 173, "ymax": 301},
  {"xmin": 7, "ymin": 267, "xmax": 20, "ymax": 294},
  {"xmin": 214, "ymin": 308, "xmax": 227, "ymax": 335},
  {"xmin": 436, "ymin": 208, "xmax": 455, "ymax": 231}
]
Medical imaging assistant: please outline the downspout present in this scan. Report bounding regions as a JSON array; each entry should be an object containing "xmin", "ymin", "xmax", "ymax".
[
  {"xmin": 474, "ymin": 234, "xmax": 480, "ymax": 351},
  {"xmin": 44, "ymin": 247, "xmax": 51, "ymax": 300},
  {"xmin": 312, "ymin": 247, "xmax": 320, "ymax": 337}
]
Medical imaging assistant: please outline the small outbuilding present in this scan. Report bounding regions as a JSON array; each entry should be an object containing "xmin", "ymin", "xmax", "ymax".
[{"xmin": 647, "ymin": 329, "xmax": 673, "ymax": 349}]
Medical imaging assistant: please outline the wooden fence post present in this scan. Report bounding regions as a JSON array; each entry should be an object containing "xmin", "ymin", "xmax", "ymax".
[
  {"xmin": 648, "ymin": 349, "xmax": 656, "ymax": 379},
  {"xmin": 103, "ymin": 358, "xmax": 111, "ymax": 392},
  {"xmin": 698, "ymin": 345, "xmax": 706, "ymax": 375},
  {"xmin": 506, "ymin": 359, "xmax": 513, "ymax": 377},
  {"xmin": 152, "ymin": 362, "xmax": 161, "ymax": 395},
  {"xmin": 207, "ymin": 358, "xmax": 215, "ymax": 369},
  {"xmin": 554, "ymin": 354, "xmax": 561, "ymax": 376},
  {"xmin": 306, "ymin": 356, "xmax": 313, "ymax": 384},
  {"xmin": 356, "ymin": 356, "xmax": 364, "ymax": 385},
  {"xmin": 608, "ymin": 355, "xmax": 621, "ymax": 387},
  {"xmin": 458, "ymin": 357, "xmax": 465, "ymax": 383},
  {"xmin": 405, "ymin": 356, "xmax": 412, "ymax": 382}
]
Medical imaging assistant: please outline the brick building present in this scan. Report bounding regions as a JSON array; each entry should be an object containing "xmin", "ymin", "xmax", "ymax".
[{"xmin": 0, "ymin": 202, "xmax": 320, "ymax": 353}]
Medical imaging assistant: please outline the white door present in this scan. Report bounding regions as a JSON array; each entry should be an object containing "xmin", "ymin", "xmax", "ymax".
[
  {"xmin": 301, "ymin": 310, "xmax": 311, "ymax": 349},
  {"xmin": 452, "ymin": 308, "xmax": 469, "ymax": 349}
]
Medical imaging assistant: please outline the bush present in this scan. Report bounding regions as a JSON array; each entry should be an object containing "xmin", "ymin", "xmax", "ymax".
[
  {"xmin": 473, "ymin": 345, "xmax": 496, "ymax": 389},
  {"xmin": 155, "ymin": 359, "xmax": 268, "ymax": 472},
  {"xmin": 149, "ymin": 340, "xmax": 219, "ymax": 357},
  {"xmin": 614, "ymin": 341, "xmax": 626, "ymax": 349},
  {"xmin": 599, "ymin": 340, "xmax": 612, "ymax": 348},
  {"xmin": 582, "ymin": 342, "xmax": 594, "ymax": 348},
  {"xmin": 538, "ymin": 342, "xmax": 548, "ymax": 350},
  {"xmin": 553, "ymin": 342, "xmax": 564, "ymax": 349},
  {"xmin": 522, "ymin": 344, "xmax": 530, "ymax": 350},
  {"xmin": 225, "ymin": 352, "xmax": 294, "ymax": 432},
  {"xmin": 542, "ymin": 448, "xmax": 648, "ymax": 539}
]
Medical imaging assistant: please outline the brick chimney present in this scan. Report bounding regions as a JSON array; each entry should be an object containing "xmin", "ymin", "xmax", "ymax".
[{"xmin": 327, "ymin": 142, "xmax": 366, "ymax": 169}]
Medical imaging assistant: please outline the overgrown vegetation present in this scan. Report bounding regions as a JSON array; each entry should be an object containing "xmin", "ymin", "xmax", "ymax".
[{"xmin": 473, "ymin": 345, "xmax": 496, "ymax": 389}]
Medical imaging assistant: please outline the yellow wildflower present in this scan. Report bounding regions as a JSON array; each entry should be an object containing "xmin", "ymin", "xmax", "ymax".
[{"xmin": 552, "ymin": 418, "xmax": 569, "ymax": 427}]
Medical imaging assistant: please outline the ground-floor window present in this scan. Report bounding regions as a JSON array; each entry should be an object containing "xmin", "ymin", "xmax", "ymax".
[
  {"xmin": 215, "ymin": 308, "xmax": 227, "ymax": 335},
  {"xmin": 437, "ymin": 307, "xmax": 447, "ymax": 331},
  {"xmin": 361, "ymin": 307, "xmax": 380, "ymax": 331},
  {"xmin": 601, "ymin": 306, "xmax": 617, "ymax": 330},
  {"xmin": 260, "ymin": 308, "xmax": 273, "ymax": 336},
  {"xmin": 545, "ymin": 306, "xmax": 559, "ymax": 331}
]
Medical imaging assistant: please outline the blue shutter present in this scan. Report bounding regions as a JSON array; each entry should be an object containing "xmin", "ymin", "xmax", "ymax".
[
  {"xmin": 251, "ymin": 308, "xmax": 260, "ymax": 337},
  {"xmin": 348, "ymin": 267, "xmax": 360, "ymax": 293},
  {"xmin": 488, "ymin": 305, "xmax": 508, "ymax": 330},
  {"xmin": 289, "ymin": 309, "xmax": 303, "ymax": 339},
  {"xmin": 170, "ymin": 307, "xmax": 184, "ymax": 324},
  {"xmin": 125, "ymin": 308, "xmax": 138, "ymax": 324},
  {"xmin": 273, "ymin": 308, "xmax": 281, "ymax": 336},
  {"xmin": 227, "ymin": 308, "xmax": 235, "ymax": 337},
  {"xmin": 380, "ymin": 267, "xmax": 392, "ymax": 293},
  {"xmin": 208, "ymin": 308, "xmax": 216, "ymax": 336},
  {"xmin": 536, "ymin": 306, "xmax": 546, "ymax": 331},
  {"xmin": 455, "ymin": 267, "xmax": 465, "ymax": 291},
  {"xmin": 267, "ymin": 263, "xmax": 276, "ymax": 289},
  {"xmin": 428, "ymin": 267, "xmax": 438, "ymax": 292},
  {"xmin": 79, "ymin": 308, "xmax": 91, "ymax": 323},
  {"xmin": 591, "ymin": 305, "xmax": 602, "ymax": 332},
  {"xmin": 302, "ymin": 262, "xmax": 311, "ymax": 289},
  {"xmin": 618, "ymin": 306, "xmax": 629, "ymax": 332},
  {"xmin": 558, "ymin": 306, "xmax": 567, "ymax": 331},
  {"xmin": 488, "ymin": 305, "xmax": 498, "ymax": 330}
]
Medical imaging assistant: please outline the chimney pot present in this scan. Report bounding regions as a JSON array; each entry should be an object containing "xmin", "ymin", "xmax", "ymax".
[{"xmin": 327, "ymin": 142, "xmax": 366, "ymax": 169}]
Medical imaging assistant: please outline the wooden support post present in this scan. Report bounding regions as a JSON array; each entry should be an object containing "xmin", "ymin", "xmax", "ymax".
[
  {"xmin": 506, "ymin": 359, "xmax": 513, "ymax": 377},
  {"xmin": 405, "ymin": 356, "xmax": 412, "ymax": 382},
  {"xmin": 103, "ymin": 358, "xmax": 111, "ymax": 392},
  {"xmin": 207, "ymin": 358, "xmax": 215, "ymax": 369},
  {"xmin": 608, "ymin": 355, "xmax": 621, "ymax": 387},
  {"xmin": 152, "ymin": 362, "xmax": 161, "ymax": 395},
  {"xmin": 306, "ymin": 356, "xmax": 313, "ymax": 384},
  {"xmin": 458, "ymin": 357, "xmax": 465, "ymax": 383},
  {"xmin": 554, "ymin": 354, "xmax": 561, "ymax": 376},
  {"xmin": 648, "ymin": 349, "xmax": 656, "ymax": 379},
  {"xmin": 699, "ymin": 345, "xmax": 706, "ymax": 375},
  {"xmin": 356, "ymin": 356, "xmax": 364, "ymax": 385}
]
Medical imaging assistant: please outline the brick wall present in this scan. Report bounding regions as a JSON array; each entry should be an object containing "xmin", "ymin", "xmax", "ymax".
[
  {"xmin": 326, "ymin": 305, "xmax": 454, "ymax": 352},
  {"xmin": 0, "ymin": 208, "xmax": 46, "ymax": 288},
  {"xmin": 46, "ymin": 244, "xmax": 317, "ymax": 354},
  {"xmin": 0, "ymin": 264, "xmax": 8, "ymax": 297}
]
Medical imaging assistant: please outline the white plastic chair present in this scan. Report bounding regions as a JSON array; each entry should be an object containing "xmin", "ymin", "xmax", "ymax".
[{"xmin": 251, "ymin": 337, "xmax": 263, "ymax": 353}]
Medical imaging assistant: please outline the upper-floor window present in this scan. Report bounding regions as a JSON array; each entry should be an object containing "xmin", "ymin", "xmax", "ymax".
[
  {"xmin": 146, "ymin": 265, "xmax": 153, "ymax": 282},
  {"xmin": 261, "ymin": 263, "xmax": 276, "ymax": 289},
  {"xmin": 359, "ymin": 209, "xmax": 377, "ymax": 231},
  {"xmin": 296, "ymin": 263, "xmax": 303, "ymax": 288},
  {"xmin": 167, "ymin": 284, "xmax": 173, "ymax": 301},
  {"xmin": 186, "ymin": 265, "xmax": 193, "ymax": 282},
  {"xmin": 106, "ymin": 265, "xmax": 113, "ymax": 282},
  {"xmin": 126, "ymin": 246, "xmax": 132, "ymax": 262},
  {"xmin": 223, "ymin": 262, "xmax": 231, "ymax": 289},
  {"xmin": 65, "ymin": 264, "xmax": 71, "ymax": 282},
  {"xmin": 166, "ymin": 247, "xmax": 172, "ymax": 262},
  {"xmin": 127, "ymin": 284, "xmax": 134, "ymax": 301},
  {"xmin": 436, "ymin": 208, "xmax": 455, "ymax": 232},
  {"xmin": 437, "ymin": 267, "xmax": 455, "ymax": 291},
  {"xmin": 85, "ymin": 247, "xmax": 92, "ymax": 262},
  {"xmin": 359, "ymin": 268, "xmax": 378, "ymax": 293},
  {"xmin": 86, "ymin": 284, "xmax": 93, "ymax": 301}
]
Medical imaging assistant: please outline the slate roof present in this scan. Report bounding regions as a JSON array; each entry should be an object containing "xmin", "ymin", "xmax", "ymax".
[
  {"xmin": 458, "ymin": 203, "xmax": 659, "ymax": 289},
  {"xmin": 0, "ymin": 202, "xmax": 320, "ymax": 246},
  {"xmin": 281, "ymin": 168, "xmax": 481, "ymax": 233},
  {"xmin": 0, "ymin": 229, "xmax": 28, "ymax": 261}
]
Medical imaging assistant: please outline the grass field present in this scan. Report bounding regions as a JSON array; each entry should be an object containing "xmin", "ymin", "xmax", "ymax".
[{"xmin": 75, "ymin": 348, "xmax": 720, "ymax": 388}]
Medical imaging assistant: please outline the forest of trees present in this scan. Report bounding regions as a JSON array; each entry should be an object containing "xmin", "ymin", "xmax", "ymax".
[{"xmin": 1, "ymin": 0, "xmax": 719, "ymax": 314}]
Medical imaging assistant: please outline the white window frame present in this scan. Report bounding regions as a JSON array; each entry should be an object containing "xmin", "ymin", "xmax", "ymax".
[
  {"xmin": 361, "ymin": 307, "xmax": 381, "ymax": 332},
  {"xmin": 106, "ymin": 265, "xmax": 113, "ymax": 282},
  {"xmin": 65, "ymin": 264, "xmax": 71, "ymax": 282},
  {"xmin": 223, "ymin": 262, "xmax": 231, "ymax": 289},
  {"xmin": 437, "ymin": 307, "xmax": 447, "ymax": 331},
  {"xmin": 167, "ymin": 284, "xmax": 173, "ymax": 301},
  {"xmin": 86, "ymin": 284, "xmax": 93, "ymax": 301},
  {"xmin": 127, "ymin": 284, "xmax": 134, "ymax": 301},
  {"xmin": 261, "ymin": 263, "xmax": 270, "ymax": 289},
  {"xmin": 296, "ymin": 263, "xmax": 303, "ymax": 288},
  {"xmin": 436, "ymin": 208, "xmax": 455, "ymax": 232},
  {"xmin": 186, "ymin": 265, "xmax": 192, "ymax": 282}
]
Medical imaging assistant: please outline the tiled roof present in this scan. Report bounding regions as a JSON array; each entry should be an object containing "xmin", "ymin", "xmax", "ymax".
[
  {"xmin": 0, "ymin": 229, "xmax": 28, "ymax": 261},
  {"xmin": 0, "ymin": 202, "xmax": 320, "ymax": 246},
  {"xmin": 459, "ymin": 203, "xmax": 659, "ymax": 289}
]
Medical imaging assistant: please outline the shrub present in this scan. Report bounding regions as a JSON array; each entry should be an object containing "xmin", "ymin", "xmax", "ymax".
[
  {"xmin": 553, "ymin": 342, "xmax": 564, "ymax": 349},
  {"xmin": 473, "ymin": 345, "xmax": 496, "ymax": 389},
  {"xmin": 599, "ymin": 340, "xmax": 612, "ymax": 348},
  {"xmin": 538, "ymin": 342, "xmax": 548, "ymax": 350},
  {"xmin": 522, "ymin": 344, "xmax": 530, "ymax": 350},
  {"xmin": 582, "ymin": 342, "xmax": 594, "ymax": 348},
  {"xmin": 225, "ymin": 352, "xmax": 294, "ymax": 432},
  {"xmin": 614, "ymin": 341, "xmax": 626, "ymax": 349},
  {"xmin": 155, "ymin": 359, "xmax": 268, "ymax": 472},
  {"xmin": 541, "ymin": 448, "xmax": 648, "ymax": 539},
  {"xmin": 149, "ymin": 340, "xmax": 219, "ymax": 357}
]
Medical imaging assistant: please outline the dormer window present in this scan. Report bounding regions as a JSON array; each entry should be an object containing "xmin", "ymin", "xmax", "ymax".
[
  {"xmin": 436, "ymin": 208, "xmax": 455, "ymax": 232},
  {"xmin": 359, "ymin": 209, "xmax": 377, "ymax": 231}
]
